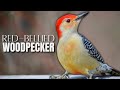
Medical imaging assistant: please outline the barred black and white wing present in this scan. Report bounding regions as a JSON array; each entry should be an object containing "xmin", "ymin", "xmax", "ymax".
[{"xmin": 80, "ymin": 34, "xmax": 104, "ymax": 63}]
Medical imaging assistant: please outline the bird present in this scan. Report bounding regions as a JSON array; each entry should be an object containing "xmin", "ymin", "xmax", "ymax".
[{"xmin": 50, "ymin": 11, "xmax": 120, "ymax": 79}]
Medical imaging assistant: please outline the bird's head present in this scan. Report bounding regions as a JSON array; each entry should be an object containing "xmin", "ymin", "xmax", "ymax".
[{"xmin": 56, "ymin": 11, "xmax": 89, "ymax": 39}]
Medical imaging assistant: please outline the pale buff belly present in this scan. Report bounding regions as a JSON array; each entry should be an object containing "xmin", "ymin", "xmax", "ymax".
[{"xmin": 57, "ymin": 35, "xmax": 100, "ymax": 75}]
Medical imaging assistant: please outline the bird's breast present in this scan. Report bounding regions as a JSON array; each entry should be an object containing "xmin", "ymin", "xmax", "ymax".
[
  {"xmin": 57, "ymin": 34, "xmax": 82, "ymax": 58},
  {"xmin": 57, "ymin": 34, "xmax": 100, "ymax": 75}
]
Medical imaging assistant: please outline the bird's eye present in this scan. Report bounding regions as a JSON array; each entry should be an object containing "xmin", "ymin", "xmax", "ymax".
[{"xmin": 66, "ymin": 19, "xmax": 71, "ymax": 23}]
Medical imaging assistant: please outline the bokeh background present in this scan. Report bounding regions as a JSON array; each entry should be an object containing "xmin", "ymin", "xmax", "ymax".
[{"xmin": 0, "ymin": 11, "xmax": 120, "ymax": 75}]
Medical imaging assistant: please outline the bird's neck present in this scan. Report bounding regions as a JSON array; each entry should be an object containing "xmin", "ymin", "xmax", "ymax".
[{"xmin": 59, "ymin": 30, "xmax": 78, "ymax": 41}]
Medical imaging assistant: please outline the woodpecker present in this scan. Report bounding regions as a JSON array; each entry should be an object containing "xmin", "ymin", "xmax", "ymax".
[{"xmin": 50, "ymin": 11, "xmax": 120, "ymax": 79}]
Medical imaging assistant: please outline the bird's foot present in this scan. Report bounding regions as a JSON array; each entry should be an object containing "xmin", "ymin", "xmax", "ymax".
[
  {"xmin": 49, "ymin": 75, "xmax": 59, "ymax": 79},
  {"xmin": 61, "ymin": 74, "xmax": 69, "ymax": 79},
  {"xmin": 87, "ymin": 75, "xmax": 93, "ymax": 79},
  {"xmin": 49, "ymin": 74, "xmax": 69, "ymax": 79},
  {"xmin": 87, "ymin": 70, "xmax": 96, "ymax": 79},
  {"xmin": 49, "ymin": 71, "xmax": 70, "ymax": 79}
]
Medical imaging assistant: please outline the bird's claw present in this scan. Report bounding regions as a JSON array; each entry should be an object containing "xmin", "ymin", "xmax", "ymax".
[
  {"xmin": 61, "ymin": 74, "xmax": 69, "ymax": 79},
  {"xmin": 49, "ymin": 75, "xmax": 58, "ymax": 79},
  {"xmin": 49, "ymin": 74, "xmax": 69, "ymax": 79}
]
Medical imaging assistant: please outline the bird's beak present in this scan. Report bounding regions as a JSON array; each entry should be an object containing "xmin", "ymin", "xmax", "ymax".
[{"xmin": 75, "ymin": 11, "xmax": 89, "ymax": 21}]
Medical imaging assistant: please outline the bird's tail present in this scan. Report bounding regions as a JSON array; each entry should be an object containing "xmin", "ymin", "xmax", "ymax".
[{"xmin": 109, "ymin": 68, "xmax": 120, "ymax": 76}]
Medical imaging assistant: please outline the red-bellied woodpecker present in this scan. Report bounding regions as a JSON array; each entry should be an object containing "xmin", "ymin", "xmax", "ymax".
[{"xmin": 50, "ymin": 11, "xmax": 120, "ymax": 79}]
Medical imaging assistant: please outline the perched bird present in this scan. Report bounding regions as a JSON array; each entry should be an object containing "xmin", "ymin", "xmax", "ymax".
[{"xmin": 50, "ymin": 11, "xmax": 120, "ymax": 79}]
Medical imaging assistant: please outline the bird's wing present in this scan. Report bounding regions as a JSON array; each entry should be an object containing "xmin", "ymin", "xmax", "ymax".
[{"xmin": 80, "ymin": 34, "xmax": 104, "ymax": 63}]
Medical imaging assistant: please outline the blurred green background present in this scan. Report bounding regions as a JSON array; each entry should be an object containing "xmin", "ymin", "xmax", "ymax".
[{"xmin": 0, "ymin": 11, "xmax": 120, "ymax": 75}]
